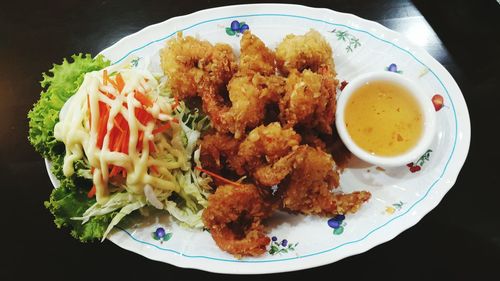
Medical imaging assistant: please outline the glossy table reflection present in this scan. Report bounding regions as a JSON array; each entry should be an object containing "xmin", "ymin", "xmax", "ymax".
[{"xmin": 2, "ymin": 0, "xmax": 499, "ymax": 279}]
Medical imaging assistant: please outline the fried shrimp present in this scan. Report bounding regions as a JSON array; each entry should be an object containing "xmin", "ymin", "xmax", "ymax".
[
  {"xmin": 252, "ymin": 150, "xmax": 297, "ymax": 186},
  {"xmin": 279, "ymin": 146, "xmax": 371, "ymax": 215},
  {"xmin": 298, "ymin": 128, "xmax": 352, "ymax": 169},
  {"xmin": 198, "ymin": 32, "xmax": 285, "ymax": 137},
  {"xmin": 238, "ymin": 122, "xmax": 301, "ymax": 173},
  {"xmin": 160, "ymin": 32, "xmax": 236, "ymax": 99},
  {"xmin": 239, "ymin": 31, "xmax": 277, "ymax": 76},
  {"xmin": 200, "ymin": 86, "xmax": 232, "ymax": 133},
  {"xmin": 202, "ymin": 184, "xmax": 273, "ymax": 257},
  {"xmin": 199, "ymin": 131, "xmax": 245, "ymax": 176},
  {"xmin": 276, "ymin": 29, "xmax": 335, "ymax": 75},
  {"xmin": 279, "ymin": 68, "xmax": 337, "ymax": 134},
  {"xmin": 201, "ymin": 74, "xmax": 285, "ymax": 138},
  {"xmin": 300, "ymin": 129, "xmax": 327, "ymax": 151},
  {"xmin": 223, "ymin": 74, "xmax": 285, "ymax": 138}
]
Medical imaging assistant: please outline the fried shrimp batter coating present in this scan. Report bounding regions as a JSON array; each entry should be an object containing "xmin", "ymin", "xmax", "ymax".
[
  {"xmin": 300, "ymin": 130, "xmax": 327, "ymax": 151},
  {"xmin": 238, "ymin": 122, "xmax": 301, "ymax": 173},
  {"xmin": 160, "ymin": 32, "xmax": 236, "ymax": 99},
  {"xmin": 239, "ymin": 31, "xmax": 277, "ymax": 76},
  {"xmin": 279, "ymin": 146, "xmax": 371, "ymax": 215},
  {"xmin": 275, "ymin": 29, "xmax": 335, "ymax": 75},
  {"xmin": 279, "ymin": 68, "xmax": 337, "ymax": 134},
  {"xmin": 201, "ymin": 31, "xmax": 283, "ymax": 137},
  {"xmin": 297, "ymin": 128, "xmax": 352, "ymax": 169},
  {"xmin": 201, "ymin": 74, "xmax": 285, "ymax": 138},
  {"xmin": 199, "ymin": 131, "xmax": 245, "ymax": 175},
  {"xmin": 224, "ymin": 74, "xmax": 285, "ymax": 138},
  {"xmin": 253, "ymin": 130, "xmax": 348, "ymax": 186},
  {"xmin": 202, "ymin": 184, "xmax": 273, "ymax": 257},
  {"xmin": 166, "ymin": 31, "xmax": 284, "ymax": 138},
  {"xmin": 252, "ymin": 150, "xmax": 297, "ymax": 186},
  {"xmin": 200, "ymin": 86, "xmax": 232, "ymax": 133}
]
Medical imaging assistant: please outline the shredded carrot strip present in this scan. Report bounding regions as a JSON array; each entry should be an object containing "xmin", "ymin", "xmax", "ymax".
[
  {"xmin": 96, "ymin": 102, "xmax": 109, "ymax": 149},
  {"xmin": 109, "ymin": 165, "xmax": 118, "ymax": 177},
  {"xmin": 135, "ymin": 107, "xmax": 154, "ymax": 125},
  {"xmin": 113, "ymin": 119, "xmax": 124, "ymax": 133},
  {"xmin": 149, "ymin": 140, "xmax": 155, "ymax": 153},
  {"xmin": 118, "ymin": 114, "xmax": 128, "ymax": 131},
  {"xmin": 152, "ymin": 122, "xmax": 171, "ymax": 134},
  {"xmin": 115, "ymin": 73, "xmax": 125, "ymax": 93},
  {"xmin": 87, "ymin": 185, "xmax": 96, "ymax": 198},
  {"xmin": 108, "ymin": 128, "xmax": 117, "ymax": 151},
  {"xmin": 112, "ymin": 130, "xmax": 123, "ymax": 151},
  {"xmin": 103, "ymin": 70, "xmax": 108, "ymax": 86},
  {"xmin": 104, "ymin": 72, "xmax": 118, "ymax": 89},
  {"xmin": 194, "ymin": 166, "xmax": 243, "ymax": 187},
  {"xmin": 171, "ymin": 96, "xmax": 179, "ymax": 110},
  {"xmin": 150, "ymin": 165, "xmax": 159, "ymax": 174},
  {"xmin": 99, "ymin": 89, "xmax": 115, "ymax": 100},
  {"xmin": 109, "ymin": 165, "xmax": 124, "ymax": 178},
  {"xmin": 122, "ymin": 129, "xmax": 129, "ymax": 154},
  {"xmin": 134, "ymin": 90, "xmax": 153, "ymax": 107},
  {"xmin": 113, "ymin": 113, "xmax": 127, "ymax": 133}
]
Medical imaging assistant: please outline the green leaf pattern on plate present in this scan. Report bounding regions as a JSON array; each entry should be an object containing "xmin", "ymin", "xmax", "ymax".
[
  {"xmin": 329, "ymin": 29, "xmax": 361, "ymax": 52},
  {"xmin": 268, "ymin": 236, "xmax": 299, "ymax": 255}
]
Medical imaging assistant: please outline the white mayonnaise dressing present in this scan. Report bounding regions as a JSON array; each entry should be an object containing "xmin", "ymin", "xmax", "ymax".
[{"xmin": 54, "ymin": 67, "xmax": 177, "ymax": 204}]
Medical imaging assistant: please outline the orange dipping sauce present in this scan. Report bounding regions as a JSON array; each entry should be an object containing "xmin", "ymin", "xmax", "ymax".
[{"xmin": 344, "ymin": 81, "xmax": 423, "ymax": 156}]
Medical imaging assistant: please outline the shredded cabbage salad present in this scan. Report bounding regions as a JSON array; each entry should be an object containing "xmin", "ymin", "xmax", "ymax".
[{"xmin": 28, "ymin": 54, "xmax": 211, "ymax": 241}]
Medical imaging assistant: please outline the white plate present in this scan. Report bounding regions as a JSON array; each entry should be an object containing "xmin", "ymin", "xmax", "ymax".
[{"xmin": 46, "ymin": 4, "xmax": 470, "ymax": 274}]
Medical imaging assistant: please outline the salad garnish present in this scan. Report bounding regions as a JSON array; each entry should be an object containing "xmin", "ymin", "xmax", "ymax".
[{"xmin": 29, "ymin": 54, "xmax": 211, "ymax": 241}]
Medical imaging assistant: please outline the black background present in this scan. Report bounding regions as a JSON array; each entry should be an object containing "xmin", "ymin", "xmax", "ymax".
[{"xmin": 2, "ymin": 0, "xmax": 499, "ymax": 280}]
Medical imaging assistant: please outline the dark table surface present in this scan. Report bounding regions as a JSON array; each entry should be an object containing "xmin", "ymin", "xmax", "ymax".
[{"xmin": 2, "ymin": 0, "xmax": 499, "ymax": 279}]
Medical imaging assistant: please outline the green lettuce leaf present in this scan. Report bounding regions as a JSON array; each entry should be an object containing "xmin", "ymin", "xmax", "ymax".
[
  {"xmin": 28, "ymin": 53, "xmax": 110, "ymax": 160},
  {"xmin": 44, "ymin": 177, "xmax": 117, "ymax": 242},
  {"xmin": 30, "ymin": 54, "xmax": 111, "ymax": 241}
]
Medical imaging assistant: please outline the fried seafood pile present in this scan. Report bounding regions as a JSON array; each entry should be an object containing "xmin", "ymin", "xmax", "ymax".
[{"xmin": 161, "ymin": 30, "xmax": 371, "ymax": 257}]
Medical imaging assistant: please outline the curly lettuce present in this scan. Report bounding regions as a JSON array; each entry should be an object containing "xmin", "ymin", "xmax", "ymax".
[
  {"xmin": 44, "ymin": 178, "xmax": 117, "ymax": 242},
  {"xmin": 28, "ymin": 54, "xmax": 110, "ymax": 161},
  {"xmin": 29, "ymin": 54, "xmax": 110, "ymax": 241}
]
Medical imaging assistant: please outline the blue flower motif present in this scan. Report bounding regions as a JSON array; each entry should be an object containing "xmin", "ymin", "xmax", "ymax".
[
  {"xmin": 386, "ymin": 63, "xmax": 403, "ymax": 74},
  {"xmin": 155, "ymin": 227, "xmax": 165, "ymax": 238},
  {"xmin": 268, "ymin": 236, "xmax": 298, "ymax": 255},
  {"xmin": 327, "ymin": 219, "xmax": 341, "ymax": 229},
  {"xmin": 327, "ymin": 214, "xmax": 346, "ymax": 235},
  {"xmin": 152, "ymin": 227, "xmax": 172, "ymax": 243},
  {"xmin": 225, "ymin": 20, "xmax": 249, "ymax": 36}
]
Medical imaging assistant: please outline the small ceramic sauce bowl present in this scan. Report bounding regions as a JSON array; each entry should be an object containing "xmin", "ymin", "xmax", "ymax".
[{"xmin": 335, "ymin": 71, "xmax": 436, "ymax": 167}]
